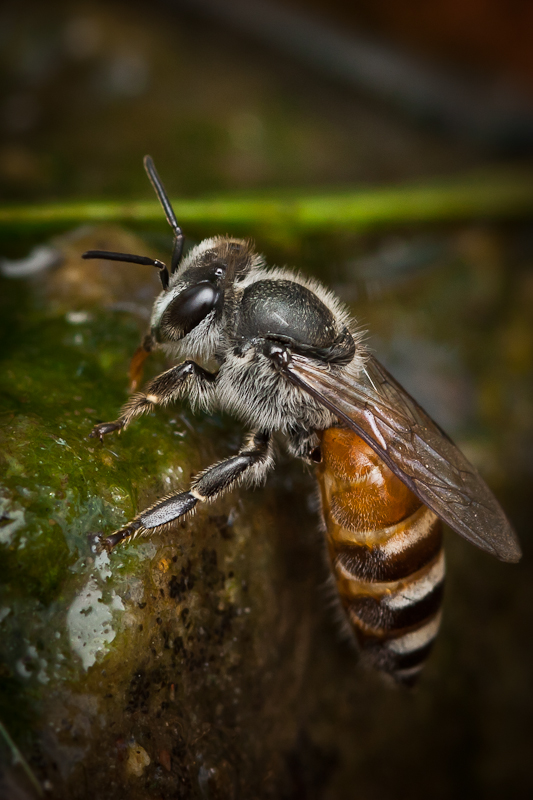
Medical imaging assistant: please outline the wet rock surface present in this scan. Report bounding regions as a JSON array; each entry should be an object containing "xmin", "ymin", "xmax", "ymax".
[
  {"xmin": 1, "ymin": 223, "xmax": 532, "ymax": 799},
  {"xmin": 0, "ymin": 232, "xmax": 328, "ymax": 798}
]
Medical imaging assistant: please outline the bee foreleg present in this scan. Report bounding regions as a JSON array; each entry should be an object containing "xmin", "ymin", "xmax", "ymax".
[
  {"xmin": 89, "ymin": 360, "xmax": 217, "ymax": 442},
  {"xmin": 100, "ymin": 430, "xmax": 273, "ymax": 549}
]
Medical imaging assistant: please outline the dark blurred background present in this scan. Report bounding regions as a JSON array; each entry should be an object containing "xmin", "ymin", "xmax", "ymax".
[
  {"xmin": 4, "ymin": 0, "xmax": 533, "ymax": 206},
  {"xmin": 1, "ymin": 1, "xmax": 532, "ymax": 799}
]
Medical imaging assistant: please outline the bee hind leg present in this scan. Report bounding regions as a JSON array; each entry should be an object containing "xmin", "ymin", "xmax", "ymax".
[
  {"xmin": 100, "ymin": 430, "xmax": 273, "ymax": 550},
  {"xmin": 286, "ymin": 424, "xmax": 321, "ymax": 463}
]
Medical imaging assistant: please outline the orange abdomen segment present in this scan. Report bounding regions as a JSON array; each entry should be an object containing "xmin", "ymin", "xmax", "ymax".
[{"xmin": 316, "ymin": 427, "xmax": 444, "ymax": 684}]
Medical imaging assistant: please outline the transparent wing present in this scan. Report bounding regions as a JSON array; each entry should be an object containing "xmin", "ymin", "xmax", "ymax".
[{"xmin": 286, "ymin": 353, "xmax": 521, "ymax": 562}]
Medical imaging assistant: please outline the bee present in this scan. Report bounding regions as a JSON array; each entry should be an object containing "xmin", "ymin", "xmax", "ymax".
[{"xmin": 83, "ymin": 156, "xmax": 521, "ymax": 684}]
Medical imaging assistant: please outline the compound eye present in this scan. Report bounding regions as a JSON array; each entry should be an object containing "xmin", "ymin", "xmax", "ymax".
[{"xmin": 162, "ymin": 282, "xmax": 219, "ymax": 338}]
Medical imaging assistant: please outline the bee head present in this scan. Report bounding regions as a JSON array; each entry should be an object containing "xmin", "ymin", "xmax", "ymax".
[{"xmin": 150, "ymin": 236, "xmax": 258, "ymax": 359}]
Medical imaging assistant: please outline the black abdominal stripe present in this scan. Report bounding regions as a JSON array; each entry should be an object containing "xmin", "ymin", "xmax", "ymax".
[{"xmin": 325, "ymin": 502, "xmax": 445, "ymax": 685}]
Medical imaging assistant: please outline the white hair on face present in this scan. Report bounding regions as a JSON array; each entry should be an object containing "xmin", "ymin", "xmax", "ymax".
[{"xmin": 150, "ymin": 237, "xmax": 266, "ymax": 362}]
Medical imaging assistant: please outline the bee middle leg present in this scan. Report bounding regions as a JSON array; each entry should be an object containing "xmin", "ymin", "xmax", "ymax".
[{"xmin": 100, "ymin": 430, "xmax": 273, "ymax": 550}]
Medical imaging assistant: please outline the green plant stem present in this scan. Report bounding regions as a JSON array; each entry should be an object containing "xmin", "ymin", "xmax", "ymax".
[{"xmin": 1, "ymin": 169, "xmax": 533, "ymax": 236}]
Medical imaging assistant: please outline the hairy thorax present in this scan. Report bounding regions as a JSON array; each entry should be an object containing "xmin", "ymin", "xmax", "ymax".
[{"xmin": 215, "ymin": 346, "xmax": 336, "ymax": 434}]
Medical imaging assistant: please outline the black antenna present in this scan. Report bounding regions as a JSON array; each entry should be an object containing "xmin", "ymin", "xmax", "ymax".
[
  {"xmin": 82, "ymin": 250, "xmax": 170, "ymax": 290},
  {"xmin": 143, "ymin": 155, "xmax": 184, "ymax": 273}
]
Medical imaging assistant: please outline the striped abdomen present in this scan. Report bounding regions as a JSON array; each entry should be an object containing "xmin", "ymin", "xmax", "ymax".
[{"xmin": 316, "ymin": 426, "xmax": 444, "ymax": 685}]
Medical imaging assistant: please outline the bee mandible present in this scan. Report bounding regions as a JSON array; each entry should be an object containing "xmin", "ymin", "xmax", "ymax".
[{"xmin": 83, "ymin": 156, "xmax": 521, "ymax": 684}]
